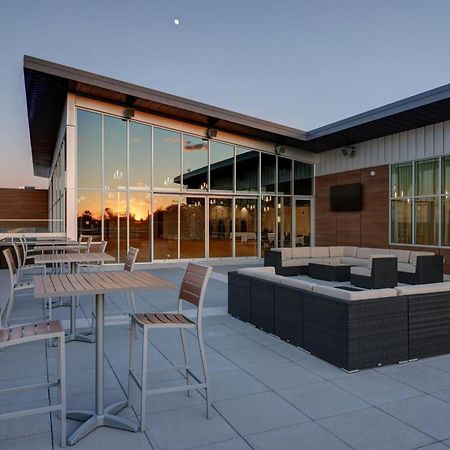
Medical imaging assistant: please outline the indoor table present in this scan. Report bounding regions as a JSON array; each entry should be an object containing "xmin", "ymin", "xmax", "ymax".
[{"xmin": 34, "ymin": 270, "xmax": 175, "ymax": 445}]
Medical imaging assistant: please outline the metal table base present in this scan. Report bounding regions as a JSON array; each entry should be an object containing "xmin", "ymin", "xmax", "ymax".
[{"xmin": 66, "ymin": 293, "xmax": 138, "ymax": 445}]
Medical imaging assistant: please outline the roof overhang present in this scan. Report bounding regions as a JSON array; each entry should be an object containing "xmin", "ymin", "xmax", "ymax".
[{"xmin": 24, "ymin": 55, "xmax": 450, "ymax": 178}]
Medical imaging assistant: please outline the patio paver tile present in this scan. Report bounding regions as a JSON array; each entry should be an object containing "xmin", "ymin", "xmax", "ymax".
[
  {"xmin": 214, "ymin": 391, "xmax": 310, "ymax": 436},
  {"xmin": 277, "ymin": 381, "xmax": 369, "ymax": 420},
  {"xmin": 246, "ymin": 421, "xmax": 351, "ymax": 450},
  {"xmin": 318, "ymin": 407, "xmax": 434, "ymax": 450}
]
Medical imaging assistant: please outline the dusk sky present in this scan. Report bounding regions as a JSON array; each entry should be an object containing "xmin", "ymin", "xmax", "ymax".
[{"xmin": 1, "ymin": 0, "xmax": 450, "ymax": 188}]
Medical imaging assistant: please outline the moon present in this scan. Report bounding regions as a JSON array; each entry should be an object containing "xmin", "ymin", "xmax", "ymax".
[{"xmin": 174, "ymin": 19, "xmax": 180, "ymax": 26}]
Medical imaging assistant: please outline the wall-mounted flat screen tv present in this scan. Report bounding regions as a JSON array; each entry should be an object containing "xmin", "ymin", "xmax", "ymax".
[{"xmin": 330, "ymin": 183, "xmax": 362, "ymax": 211}]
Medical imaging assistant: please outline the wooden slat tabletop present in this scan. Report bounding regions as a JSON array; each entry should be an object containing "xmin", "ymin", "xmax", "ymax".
[
  {"xmin": 31, "ymin": 245, "xmax": 85, "ymax": 252},
  {"xmin": 34, "ymin": 271, "xmax": 175, "ymax": 299},
  {"xmin": 32, "ymin": 240, "xmax": 79, "ymax": 246},
  {"xmin": 34, "ymin": 252, "xmax": 115, "ymax": 264}
]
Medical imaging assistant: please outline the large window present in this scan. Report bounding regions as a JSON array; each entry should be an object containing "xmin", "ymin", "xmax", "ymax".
[
  {"xmin": 391, "ymin": 158, "xmax": 443, "ymax": 246},
  {"xmin": 182, "ymin": 134, "xmax": 208, "ymax": 191},
  {"xmin": 76, "ymin": 108, "xmax": 314, "ymax": 261},
  {"xmin": 210, "ymin": 142, "xmax": 234, "ymax": 191},
  {"xmin": 77, "ymin": 110, "xmax": 101, "ymax": 188},
  {"xmin": 153, "ymin": 128, "xmax": 181, "ymax": 190},
  {"xmin": 129, "ymin": 122, "xmax": 151, "ymax": 190},
  {"xmin": 236, "ymin": 148, "xmax": 259, "ymax": 192}
]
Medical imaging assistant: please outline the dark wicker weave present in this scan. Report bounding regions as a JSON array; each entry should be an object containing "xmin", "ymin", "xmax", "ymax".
[
  {"xmin": 228, "ymin": 271, "xmax": 450, "ymax": 371},
  {"xmin": 398, "ymin": 255, "xmax": 444, "ymax": 285},
  {"xmin": 249, "ymin": 278, "xmax": 275, "ymax": 332},
  {"xmin": 302, "ymin": 292, "xmax": 408, "ymax": 371},
  {"xmin": 264, "ymin": 250, "xmax": 307, "ymax": 276},
  {"xmin": 273, "ymin": 285, "xmax": 303, "ymax": 346},
  {"xmin": 408, "ymin": 290, "xmax": 450, "ymax": 359},
  {"xmin": 228, "ymin": 272, "xmax": 251, "ymax": 321},
  {"xmin": 351, "ymin": 257, "xmax": 398, "ymax": 289},
  {"xmin": 309, "ymin": 263, "xmax": 351, "ymax": 281}
]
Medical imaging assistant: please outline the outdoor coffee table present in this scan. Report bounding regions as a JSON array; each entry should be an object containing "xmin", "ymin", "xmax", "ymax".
[
  {"xmin": 33, "ymin": 270, "xmax": 175, "ymax": 445},
  {"xmin": 308, "ymin": 262, "xmax": 352, "ymax": 282},
  {"xmin": 34, "ymin": 252, "xmax": 115, "ymax": 343}
]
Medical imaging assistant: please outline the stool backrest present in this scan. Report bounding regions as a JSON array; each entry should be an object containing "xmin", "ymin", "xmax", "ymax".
[
  {"xmin": 178, "ymin": 264, "xmax": 212, "ymax": 316},
  {"xmin": 3, "ymin": 248, "xmax": 18, "ymax": 286},
  {"xmin": 124, "ymin": 247, "xmax": 139, "ymax": 272},
  {"xmin": 85, "ymin": 236, "xmax": 93, "ymax": 253},
  {"xmin": 11, "ymin": 241, "xmax": 23, "ymax": 270}
]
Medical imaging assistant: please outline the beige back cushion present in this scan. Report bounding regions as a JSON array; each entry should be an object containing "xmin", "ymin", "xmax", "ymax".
[
  {"xmin": 313, "ymin": 284, "xmax": 397, "ymax": 301},
  {"xmin": 389, "ymin": 249, "xmax": 411, "ymax": 263},
  {"xmin": 409, "ymin": 251, "xmax": 435, "ymax": 265},
  {"xmin": 329, "ymin": 246, "xmax": 345, "ymax": 257},
  {"xmin": 276, "ymin": 248, "xmax": 292, "ymax": 260},
  {"xmin": 310, "ymin": 247, "xmax": 330, "ymax": 258},
  {"xmin": 292, "ymin": 247, "xmax": 311, "ymax": 258},
  {"xmin": 343, "ymin": 246, "xmax": 357, "ymax": 257}
]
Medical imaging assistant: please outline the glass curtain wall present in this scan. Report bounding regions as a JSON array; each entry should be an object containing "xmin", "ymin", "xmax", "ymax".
[{"xmin": 76, "ymin": 108, "xmax": 314, "ymax": 262}]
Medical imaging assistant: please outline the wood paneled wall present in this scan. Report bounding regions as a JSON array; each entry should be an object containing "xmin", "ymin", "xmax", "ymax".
[
  {"xmin": 316, "ymin": 165, "xmax": 390, "ymax": 247},
  {"xmin": 315, "ymin": 165, "xmax": 450, "ymax": 273},
  {"xmin": 0, "ymin": 188, "xmax": 48, "ymax": 229}
]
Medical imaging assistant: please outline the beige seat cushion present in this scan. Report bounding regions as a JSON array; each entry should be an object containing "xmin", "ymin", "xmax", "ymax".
[
  {"xmin": 398, "ymin": 262, "xmax": 416, "ymax": 273},
  {"xmin": 395, "ymin": 281, "xmax": 450, "ymax": 296},
  {"xmin": 409, "ymin": 251, "xmax": 435, "ymax": 265},
  {"xmin": 340, "ymin": 257, "xmax": 368, "ymax": 266},
  {"xmin": 324, "ymin": 257, "xmax": 344, "ymax": 265},
  {"xmin": 351, "ymin": 266, "xmax": 371, "ymax": 277},
  {"xmin": 313, "ymin": 284, "xmax": 397, "ymax": 301},
  {"xmin": 283, "ymin": 258, "xmax": 310, "ymax": 267},
  {"xmin": 356, "ymin": 247, "xmax": 387, "ymax": 259},
  {"xmin": 292, "ymin": 247, "xmax": 311, "ymax": 258},
  {"xmin": 389, "ymin": 249, "xmax": 411, "ymax": 263},
  {"xmin": 311, "ymin": 247, "xmax": 330, "ymax": 258},
  {"xmin": 279, "ymin": 277, "xmax": 316, "ymax": 292}
]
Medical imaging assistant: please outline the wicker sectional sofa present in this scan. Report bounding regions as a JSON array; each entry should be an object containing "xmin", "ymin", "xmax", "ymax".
[
  {"xmin": 264, "ymin": 246, "xmax": 443, "ymax": 284},
  {"xmin": 228, "ymin": 266, "xmax": 450, "ymax": 371}
]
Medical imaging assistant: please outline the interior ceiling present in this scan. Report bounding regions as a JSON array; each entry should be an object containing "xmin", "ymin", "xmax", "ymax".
[{"xmin": 24, "ymin": 56, "xmax": 450, "ymax": 178}]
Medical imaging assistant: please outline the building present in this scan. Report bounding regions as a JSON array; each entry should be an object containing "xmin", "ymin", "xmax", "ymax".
[{"xmin": 23, "ymin": 56, "xmax": 450, "ymax": 270}]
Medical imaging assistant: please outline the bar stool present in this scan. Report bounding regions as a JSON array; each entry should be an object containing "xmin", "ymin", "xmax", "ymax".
[
  {"xmin": 128, "ymin": 263, "xmax": 212, "ymax": 431},
  {"xmin": 0, "ymin": 312, "xmax": 66, "ymax": 447}
]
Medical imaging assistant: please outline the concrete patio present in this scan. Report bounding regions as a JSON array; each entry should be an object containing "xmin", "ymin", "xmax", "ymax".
[{"xmin": 2, "ymin": 263, "xmax": 450, "ymax": 450}]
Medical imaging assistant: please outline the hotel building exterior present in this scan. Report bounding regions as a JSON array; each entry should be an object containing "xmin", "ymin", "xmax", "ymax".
[{"xmin": 21, "ymin": 56, "xmax": 450, "ymax": 271}]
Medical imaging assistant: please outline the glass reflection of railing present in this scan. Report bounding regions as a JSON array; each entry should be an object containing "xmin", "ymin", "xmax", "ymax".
[{"xmin": 0, "ymin": 219, "xmax": 62, "ymax": 233}]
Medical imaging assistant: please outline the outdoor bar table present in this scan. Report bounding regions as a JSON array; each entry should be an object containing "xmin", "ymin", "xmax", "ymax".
[
  {"xmin": 32, "ymin": 239, "xmax": 79, "ymax": 246},
  {"xmin": 33, "ymin": 270, "xmax": 175, "ymax": 445},
  {"xmin": 31, "ymin": 244, "xmax": 85, "ymax": 253},
  {"xmin": 34, "ymin": 252, "xmax": 116, "ymax": 342}
]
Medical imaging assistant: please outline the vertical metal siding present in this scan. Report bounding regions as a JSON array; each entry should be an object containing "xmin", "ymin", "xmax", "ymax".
[{"xmin": 316, "ymin": 120, "xmax": 450, "ymax": 175}]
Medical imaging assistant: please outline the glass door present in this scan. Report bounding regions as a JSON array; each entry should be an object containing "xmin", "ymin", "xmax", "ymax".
[
  {"xmin": 209, "ymin": 197, "xmax": 233, "ymax": 258},
  {"xmin": 235, "ymin": 198, "xmax": 258, "ymax": 257},
  {"xmin": 277, "ymin": 197, "xmax": 292, "ymax": 248},
  {"xmin": 295, "ymin": 199, "xmax": 311, "ymax": 247}
]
